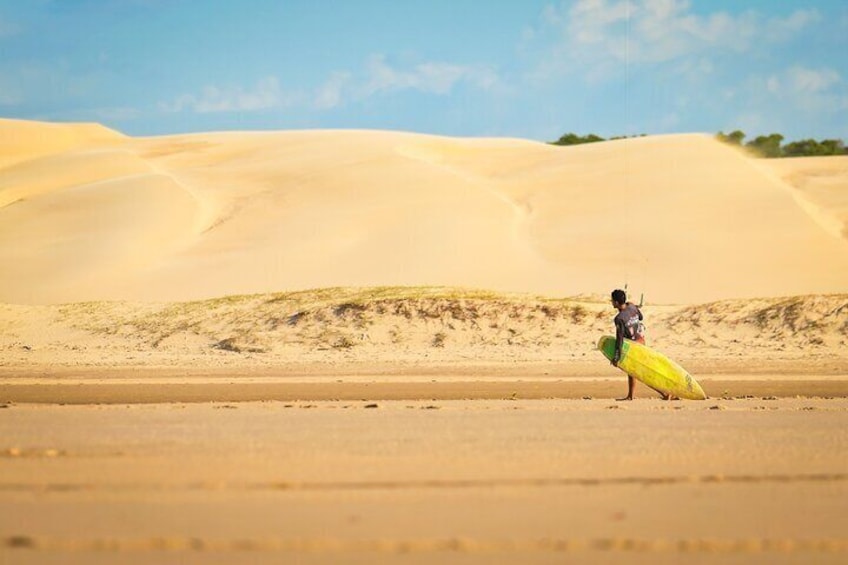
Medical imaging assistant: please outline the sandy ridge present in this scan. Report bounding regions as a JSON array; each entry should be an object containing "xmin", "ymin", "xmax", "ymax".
[{"xmin": 2, "ymin": 288, "xmax": 845, "ymax": 372}]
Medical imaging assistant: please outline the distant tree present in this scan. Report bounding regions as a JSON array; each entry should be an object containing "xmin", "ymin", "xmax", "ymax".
[
  {"xmin": 718, "ymin": 129, "xmax": 848, "ymax": 157},
  {"xmin": 717, "ymin": 130, "xmax": 746, "ymax": 145},
  {"xmin": 551, "ymin": 133, "xmax": 605, "ymax": 146},
  {"xmin": 556, "ymin": 129, "xmax": 846, "ymax": 157},
  {"xmin": 783, "ymin": 139, "xmax": 819, "ymax": 157},
  {"xmin": 820, "ymin": 139, "xmax": 846, "ymax": 156},
  {"xmin": 610, "ymin": 133, "xmax": 647, "ymax": 140},
  {"xmin": 745, "ymin": 133, "xmax": 784, "ymax": 158},
  {"xmin": 783, "ymin": 138, "xmax": 846, "ymax": 157},
  {"xmin": 553, "ymin": 133, "xmax": 579, "ymax": 145},
  {"xmin": 550, "ymin": 132, "xmax": 651, "ymax": 146}
]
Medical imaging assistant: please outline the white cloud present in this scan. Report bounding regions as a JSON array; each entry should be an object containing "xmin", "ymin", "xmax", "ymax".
[
  {"xmin": 765, "ymin": 8, "xmax": 819, "ymax": 40},
  {"xmin": 362, "ymin": 55, "xmax": 499, "ymax": 97},
  {"xmin": 533, "ymin": 0, "xmax": 819, "ymax": 74},
  {"xmin": 736, "ymin": 67, "xmax": 845, "ymax": 131},
  {"xmin": 567, "ymin": 0, "xmax": 633, "ymax": 47},
  {"xmin": 160, "ymin": 58, "xmax": 499, "ymax": 116},
  {"xmin": 313, "ymin": 71, "xmax": 352, "ymax": 109},
  {"xmin": 306, "ymin": 55, "xmax": 501, "ymax": 109},
  {"xmin": 762, "ymin": 66, "xmax": 841, "ymax": 99},
  {"xmin": 786, "ymin": 66, "xmax": 840, "ymax": 94},
  {"xmin": 772, "ymin": 66, "xmax": 844, "ymax": 116},
  {"xmin": 161, "ymin": 76, "xmax": 291, "ymax": 114},
  {"xmin": 675, "ymin": 56, "xmax": 714, "ymax": 79}
]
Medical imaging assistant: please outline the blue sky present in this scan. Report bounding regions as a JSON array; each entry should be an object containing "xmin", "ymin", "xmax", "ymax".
[{"xmin": 1, "ymin": 0, "xmax": 846, "ymax": 141}]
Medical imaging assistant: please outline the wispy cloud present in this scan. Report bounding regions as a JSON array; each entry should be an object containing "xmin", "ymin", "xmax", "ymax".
[
  {"xmin": 530, "ymin": 0, "xmax": 819, "ymax": 79},
  {"xmin": 761, "ymin": 66, "xmax": 842, "ymax": 100},
  {"xmin": 160, "ymin": 76, "xmax": 294, "ymax": 114},
  {"xmin": 361, "ymin": 55, "xmax": 499, "ymax": 97},
  {"xmin": 769, "ymin": 66, "xmax": 845, "ymax": 115},
  {"xmin": 309, "ymin": 55, "xmax": 500, "ymax": 110},
  {"xmin": 313, "ymin": 71, "xmax": 352, "ymax": 110},
  {"xmin": 731, "ymin": 66, "xmax": 846, "ymax": 132},
  {"xmin": 764, "ymin": 8, "xmax": 820, "ymax": 40},
  {"xmin": 161, "ymin": 58, "xmax": 499, "ymax": 115},
  {"xmin": 785, "ymin": 66, "xmax": 840, "ymax": 94}
]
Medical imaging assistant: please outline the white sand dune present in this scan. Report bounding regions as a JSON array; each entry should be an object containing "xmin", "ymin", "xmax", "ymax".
[
  {"xmin": 0, "ymin": 117, "xmax": 124, "ymax": 169},
  {"xmin": 761, "ymin": 155, "xmax": 848, "ymax": 240},
  {"xmin": 1, "ymin": 118, "xmax": 846, "ymax": 304}
]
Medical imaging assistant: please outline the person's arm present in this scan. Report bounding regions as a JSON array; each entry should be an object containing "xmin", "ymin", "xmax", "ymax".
[{"xmin": 613, "ymin": 317, "xmax": 625, "ymax": 365}]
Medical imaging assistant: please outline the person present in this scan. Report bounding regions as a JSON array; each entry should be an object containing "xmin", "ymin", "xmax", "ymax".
[{"xmin": 610, "ymin": 289, "xmax": 674, "ymax": 401}]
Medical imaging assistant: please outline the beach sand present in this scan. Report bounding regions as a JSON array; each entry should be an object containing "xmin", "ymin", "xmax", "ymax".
[{"xmin": 1, "ymin": 396, "xmax": 847, "ymax": 564}]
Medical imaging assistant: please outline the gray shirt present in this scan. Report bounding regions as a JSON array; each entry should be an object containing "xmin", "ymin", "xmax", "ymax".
[{"xmin": 613, "ymin": 303, "xmax": 644, "ymax": 362}]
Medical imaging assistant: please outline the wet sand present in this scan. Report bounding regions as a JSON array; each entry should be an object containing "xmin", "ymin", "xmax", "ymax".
[
  {"xmin": 1, "ymin": 361, "xmax": 846, "ymax": 404},
  {"xmin": 1, "ymin": 377, "xmax": 847, "ymax": 404},
  {"xmin": 1, "ymin": 393, "xmax": 847, "ymax": 564}
]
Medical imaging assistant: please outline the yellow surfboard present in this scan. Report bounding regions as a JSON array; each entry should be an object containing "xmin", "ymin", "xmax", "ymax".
[{"xmin": 598, "ymin": 335, "xmax": 707, "ymax": 400}]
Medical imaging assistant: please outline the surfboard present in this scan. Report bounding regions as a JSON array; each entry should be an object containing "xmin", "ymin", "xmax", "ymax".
[{"xmin": 598, "ymin": 335, "xmax": 707, "ymax": 400}]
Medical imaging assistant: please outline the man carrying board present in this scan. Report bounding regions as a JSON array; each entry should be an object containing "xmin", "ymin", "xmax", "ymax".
[{"xmin": 610, "ymin": 289, "xmax": 675, "ymax": 401}]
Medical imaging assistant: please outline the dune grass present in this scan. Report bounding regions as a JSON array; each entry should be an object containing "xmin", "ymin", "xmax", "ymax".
[{"xmin": 29, "ymin": 288, "xmax": 847, "ymax": 358}]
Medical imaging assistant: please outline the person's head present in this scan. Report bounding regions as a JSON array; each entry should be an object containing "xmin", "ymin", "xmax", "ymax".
[{"xmin": 611, "ymin": 289, "xmax": 627, "ymax": 309}]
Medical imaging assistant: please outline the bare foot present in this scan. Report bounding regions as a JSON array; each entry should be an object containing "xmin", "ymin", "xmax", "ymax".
[
  {"xmin": 616, "ymin": 396, "xmax": 633, "ymax": 402},
  {"xmin": 661, "ymin": 392, "xmax": 679, "ymax": 401}
]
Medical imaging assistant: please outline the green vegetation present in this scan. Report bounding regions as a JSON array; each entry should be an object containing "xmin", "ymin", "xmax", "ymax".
[
  {"xmin": 50, "ymin": 286, "xmax": 614, "ymax": 355},
  {"xmin": 716, "ymin": 130, "xmax": 846, "ymax": 158},
  {"xmin": 551, "ymin": 133, "xmax": 604, "ymax": 146},
  {"xmin": 550, "ymin": 132, "xmax": 646, "ymax": 146},
  {"xmin": 551, "ymin": 129, "xmax": 846, "ymax": 158},
  {"xmin": 783, "ymin": 138, "xmax": 846, "ymax": 157}
]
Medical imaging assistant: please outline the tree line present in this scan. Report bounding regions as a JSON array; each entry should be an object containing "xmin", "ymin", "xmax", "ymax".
[
  {"xmin": 716, "ymin": 131, "xmax": 846, "ymax": 158},
  {"xmin": 551, "ymin": 131, "xmax": 846, "ymax": 158},
  {"xmin": 550, "ymin": 133, "xmax": 646, "ymax": 146}
]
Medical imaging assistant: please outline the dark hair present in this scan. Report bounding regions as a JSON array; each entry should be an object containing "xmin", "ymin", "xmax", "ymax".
[{"xmin": 611, "ymin": 289, "xmax": 627, "ymax": 304}]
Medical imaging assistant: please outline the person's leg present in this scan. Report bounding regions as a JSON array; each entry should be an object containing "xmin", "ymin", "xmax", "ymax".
[{"xmin": 617, "ymin": 375, "xmax": 636, "ymax": 401}]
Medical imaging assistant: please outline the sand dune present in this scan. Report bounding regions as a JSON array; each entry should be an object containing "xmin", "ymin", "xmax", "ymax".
[
  {"xmin": 1, "ymin": 119, "xmax": 846, "ymax": 304},
  {"xmin": 762, "ymin": 155, "xmax": 848, "ymax": 240},
  {"xmin": 0, "ymin": 118, "xmax": 124, "ymax": 169}
]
